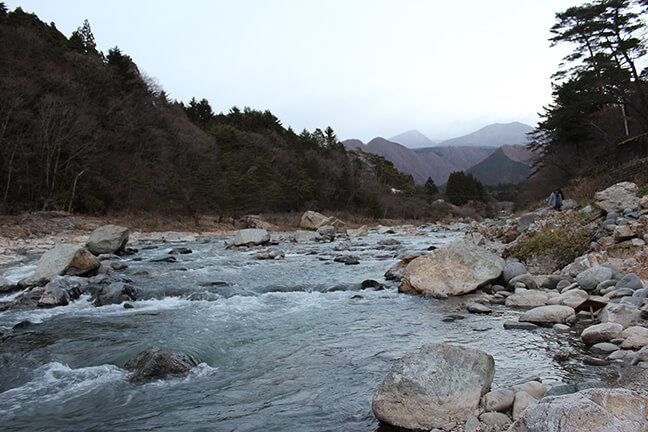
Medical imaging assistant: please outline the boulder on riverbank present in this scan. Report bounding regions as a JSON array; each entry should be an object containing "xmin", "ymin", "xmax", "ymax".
[
  {"xmin": 233, "ymin": 229, "xmax": 270, "ymax": 246},
  {"xmin": 30, "ymin": 244, "xmax": 100, "ymax": 281},
  {"xmin": 400, "ymin": 239, "xmax": 505, "ymax": 296},
  {"xmin": 372, "ymin": 343, "xmax": 494, "ymax": 430},
  {"xmin": 124, "ymin": 347, "xmax": 198, "ymax": 383},
  {"xmin": 508, "ymin": 388, "xmax": 648, "ymax": 431},
  {"xmin": 86, "ymin": 224, "xmax": 129, "ymax": 255},
  {"xmin": 594, "ymin": 182, "xmax": 640, "ymax": 213}
]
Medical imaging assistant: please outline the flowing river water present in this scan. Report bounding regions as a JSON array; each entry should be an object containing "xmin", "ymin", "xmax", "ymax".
[{"xmin": 0, "ymin": 226, "xmax": 617, "ymax": 431}]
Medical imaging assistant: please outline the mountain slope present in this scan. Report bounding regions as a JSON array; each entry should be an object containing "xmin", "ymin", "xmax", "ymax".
[
  {"xmin": 438, "ymin": 122, "xmax": 533, "ymax": 147},
  {"xmin": 466, "ymin": 147, "xmax": 531, "ymax": 185},
  {"xmin": 416, "ymin": 146, "xmax": 492, "ymax": 171},
  {"xmin": 389, "ymin": 130, "xmax": 439, "ymax": 148}
]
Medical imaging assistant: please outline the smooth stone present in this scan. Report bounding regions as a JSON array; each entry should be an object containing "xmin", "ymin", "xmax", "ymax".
[
  {"xmin": 510, "ymin": 381, "xmax": 547, "ymax": 400},
  {"xmin": 482, "ymin": 389, "xmax": 515, "ymax": 412},
  {"xmin": 519, "ymin": 305, "xmax": 575, "ymax": 325},
  {"xmin": 505, "ymin": 291, "xmax": 549, "ymax": 308},
  {"xmin": 479, "ymin": 411, "xmax": 511, "ymax": 427},
  {"xmin": 468, "ymin": 303, "xmax": 492, "ymax": 314},
  {"xmin": 576, "ymin": 266, "xmax": 614, "ymax": 291},
  {"xmin": 620, "ymin": 296, "xmax": 644, "ymax": 308},
  {"xmin": 507, "ymin": 274, "xmax": 538, "ymax": 291},
  {"xmin": 633, "ymin": 288, "xmax": 648, "ymax": 298},
  {"xmin": 502, "ymin": 262, "xmax": 528, "ymax": 284},
  {"xmin": 553, "ymin": 323, "xmax": 570, "ymax": 332},
  {"xmin": 590, "ymin": 342, "xmax": 619, "ymax": 355},
  {"xmin": 512, "ymin": 391, "xmax": 537, "ymax": 421},
  {"xmin": 616, "ymin": 273, "xmax": 643, "ymax": 290},
  {"xmin": 598, "ymin": 303, "xmax": 642, "ymax": 328},
  {"xmin": 580, "ymin": 322, "xmax": 624, "ymax": 345},
  {"xmin": 504, "ymin": 320, "xmax": 538, "ymax": 330}
]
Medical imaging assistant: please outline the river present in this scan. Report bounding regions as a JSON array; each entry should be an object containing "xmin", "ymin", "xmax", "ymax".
[{"xmin": 0, "ymin": 226, "xmax": 615, "ymax": 431}]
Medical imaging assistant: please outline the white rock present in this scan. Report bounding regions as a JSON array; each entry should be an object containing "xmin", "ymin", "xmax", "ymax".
[
  {"xmin": 581, "ymin": 323, "xmax": 624, "ymax": 345},
  {"xmin": 519, "ymin": 305, "xmax": 575, "ymax": 325},
  {"xmin": 512, "ymin": 391, "xmax": 537, "ymax": 421}
]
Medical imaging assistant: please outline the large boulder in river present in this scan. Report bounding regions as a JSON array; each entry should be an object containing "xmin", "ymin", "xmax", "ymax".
[
  {"xmin": 372, "ymin": 343, "xmax": 494, "ymax": 431},
  {"xmin": 372, "ymin": 344, "xmax": 495, "ymax": 430},
  {"xmin": 31, "ymin": 244, "xmax": 100, "ymax": 280},
  {"xmin": 508, "ymin": 388, "xmax": 648, "ymax": 432},
  {"xmin": 233, "ymin": 229, "xmax": 270, "ymax": 246},
  {"xmin": 401, "ymin": 239, "xmax": 505, "ymax": 296},
  {"xmin": 299, "ymin": 211, "xmax": 328, "ymax": 230},
  {"xmin": 124, "ymin": 347, "xmax": 198, "ymax": 383},
  {"xmin": 594, "ymin": 182, "xmax": 639, "ymax": 213},
  {"xmin": 92, "ymin": 282, "xmax": 138, "ymax": 306},
  {"xmin": 86, "ymin": 225, "xmax": 129, "ymax": 255}
]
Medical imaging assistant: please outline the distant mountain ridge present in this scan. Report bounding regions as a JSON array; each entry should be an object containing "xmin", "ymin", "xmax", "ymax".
[
  {"xmin": 389, "ymin": 130, "xmax": 439, "ymax": 148},
  {"xmin": 343, "ymin": 122, "xmax": 535, "ymax": 185},
  {"xmin": 437, "ymin": 122, "xmax": 533, "ymax": 147}
]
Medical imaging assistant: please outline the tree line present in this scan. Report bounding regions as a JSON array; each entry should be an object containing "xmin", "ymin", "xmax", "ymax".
[
  {"xmin": 530, "ymin": 0, "xmax": 648, "ymax": 188},
  {"xmin": 0, "ymin": 5, "xmax": 448, "ymax": 220}
]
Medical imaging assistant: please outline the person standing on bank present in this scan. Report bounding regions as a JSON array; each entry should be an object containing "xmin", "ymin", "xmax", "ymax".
[{"xmin": 548, "ymin": 188, "xmax": 563, "ymax": 211}]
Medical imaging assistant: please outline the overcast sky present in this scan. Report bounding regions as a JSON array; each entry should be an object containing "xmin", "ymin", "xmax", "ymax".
[{"xmin": 7, "ymin": 0, "xmax": 582, "ymax": 142}]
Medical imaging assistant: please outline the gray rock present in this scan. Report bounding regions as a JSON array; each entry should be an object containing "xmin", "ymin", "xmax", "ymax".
[
  {"xmin": 576, "ymin": 266, "xmax": 615, "ymax": 292},
  {"xmin": 505, "ymin": 291, "xmax": 549, "ymax": 308},
  {"xmin": 299, "ymin": 210, "xmax": 328, "ymax": 230},
  {"xmin": 468, "ymin": 303, "xmax": 492, "ymax": 314},
  {"xmin": 372, "ymin": 343, "xmax": 494, "ymax": 431},
  {"xmin": 581, "ymin": 323, "xmax": 624, "ymax": 345},
  {"xmin": 616, "ymin": 273, "xmax": 643, "ymax": 290},
  {"xmin": 556, "ymin": 279, "xmax": 572, "ymax": 291},
  {"xmin": 594, "ymin": 181, "xmax": 640, "ymax": 213},
  {"xmin": 590, "ymin": 342, "xmax": 619, "ymax": 355},
  {"xmin": 512, "ymin": 391, "xmax": 537, "ymax": 421},
  {"xmin": 31, "ymin": 244, "xmax": 100, "ymax": 280},
  {"xmin": 317, "ymin": 225, "xmax": 336, "ymax": 238},
  {"xmin": 598, "ymin": 303, "xmax": 641, "ymax": 328},
  {"xmin": 479, "ymin": 411, "xmax": 511, "ymax": 427},
  {"xmin": 92, "ymin": 282, "xmax": 138, "ymax": 306},
  {"xmin": 233, "ymin": 229, "xmax": 270, "ymax": 246},
  {"xmin": 510, "ymin": 381, "xmax": 547, "ymax": 400},
  {"xmin": 503, "ymin": 262, "xmax": 528, "ymax": 284},
  {"xmin": 482, "ymin": 389, "xmax": 515, "ymax": 412},
  {"xmin": 124, "ymin": 347, "xmax": 198, "ymax": 383},
  {"xmin": 606, "ymin": 288, "xmax": 635, "ymax": 299},
  {"xmin": 463, "ymin": 415, "xmax": 481, "ymax": 432},
  {"xmin": 518, "ymin": 213, "xmax": 539, "ymax": 231},
  {"xmin": 349, "ymin": 225, "xmax": 368, "ymax": 237},
  {"xmin": 0, "ymin": 276, "xmax": 18, "ymax": 295},
  {"xmin": 633, "ymin": 288, "xmax": 648, "ymax": 298},
  {"xmin": 37, "ymin": 277, "xmax": 83, "ymax": 308},
  {"xmin": 519, "ymin": 305, "xmax": 575, "ymax": 325},
  {"xmin": 508, "ymin": 274, "xmax": 538, "ymax": 291},
  {"xmin": 86, "ymin": 225, "xmax": 129, "ymax": 255},
  {"xmin": 293, "ymin": 230, "xmax": 321, "ymax": 243},
  {"xmin": 504, "ymin": 320, "xmax": 539, "ymax": 330},
  {"xmin": 334, "ymin": 255, "xmax": 359, "ymax": 265},
  {"xmin": 541, "ymin": 275, "xmax": 575, "ymax": 290},
  {"xmin": 597, "ymin": 279, "xmax": 619, "ymax": 294},
  {"xmin": 508, "ymin": 388, "xmax": 648, "ymax": 432},
  {"xmin": 401, "ymin": 239, "xmax": 505, "ymax": 296},
  {"xmin": 620, "ymin": 296, "xmax": 644, "ymax": 308}
]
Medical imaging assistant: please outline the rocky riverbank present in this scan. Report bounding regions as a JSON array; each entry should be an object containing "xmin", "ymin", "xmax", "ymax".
[{"xmin": 2, "ymin": 182, "xmax": 648, "ymax": 431}]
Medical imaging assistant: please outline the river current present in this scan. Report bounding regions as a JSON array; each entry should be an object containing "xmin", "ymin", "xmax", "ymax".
[{"xmin": 0, "ymin": 226, "xmax": 613, "ymax": 431}]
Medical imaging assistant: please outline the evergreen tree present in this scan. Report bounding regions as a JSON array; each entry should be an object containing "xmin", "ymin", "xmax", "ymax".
[
  {"xmin": 68, "ymin": 19, "xmax": 97, "ymax": 55},
  {"xmin": 424, "ymin": 177, "xmax": 438, "ymax": 196}
]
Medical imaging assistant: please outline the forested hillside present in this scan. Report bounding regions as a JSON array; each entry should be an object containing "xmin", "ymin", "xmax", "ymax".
[{"xmin": 0, "ymin": 5, "xmax": 429, "ymax": 219}]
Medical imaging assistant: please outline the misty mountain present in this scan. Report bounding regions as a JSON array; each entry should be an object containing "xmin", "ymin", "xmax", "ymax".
[
  {"xmin": 466, "ymin": 147, "xmax": 531, "ymax": 185},
  {"xmin": 389, "ymin": 130, "xmax": 439, "ymax": 148},
  {"xmin": 344, "ymin": 137, "xmax": 533, "ymax": 185},
  {"xmin": 437, "ymin": 122, "xmax": 533, "ymax": 147}
]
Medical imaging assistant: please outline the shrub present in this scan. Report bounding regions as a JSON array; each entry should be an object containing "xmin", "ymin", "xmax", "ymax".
[
  {"xmin": 638, "ymin": 184, "xmax": 648, "ymax": 197},
  {"xmin": 505, "ymin": 223, "xmax": 595, "ymax": 270}
]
